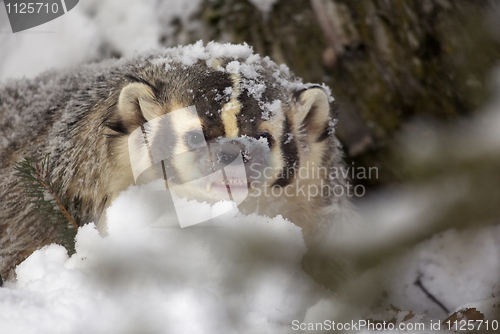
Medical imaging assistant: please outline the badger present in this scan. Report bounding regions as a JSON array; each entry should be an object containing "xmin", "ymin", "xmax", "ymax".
[{"xmin": 0, "ymin": 42, "xmax": 353, "ymax": 285}]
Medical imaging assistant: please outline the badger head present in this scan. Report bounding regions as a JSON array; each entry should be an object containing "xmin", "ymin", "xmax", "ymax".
[{"xmin": 106, "ymin": 54, "xmax": 338, "ymax": 223}]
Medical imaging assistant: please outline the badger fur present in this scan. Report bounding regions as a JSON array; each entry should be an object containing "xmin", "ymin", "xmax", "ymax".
[{"xmin": 0, "ymin": 42, "xmax": 353, "ymax": 285}]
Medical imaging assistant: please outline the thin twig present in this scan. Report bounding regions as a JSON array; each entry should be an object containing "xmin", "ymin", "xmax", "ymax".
[{"xmin": 40, "ymin": 179, "xmax": 79, "ymax": 230}]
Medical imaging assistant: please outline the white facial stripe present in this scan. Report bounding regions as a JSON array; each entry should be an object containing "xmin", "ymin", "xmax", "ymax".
[
  {"xmin": 221, "ymin": 73, "xmax": 242, "ymax": 138},
  {"xmin": 167, "ymin": 107, "xmax": 207, "ymax": 182},
  {"xmin": 168, "ymin": 107, "xmax": 205, "ymax": 155}
]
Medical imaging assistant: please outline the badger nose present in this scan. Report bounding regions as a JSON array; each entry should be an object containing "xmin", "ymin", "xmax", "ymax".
[{"xmin": 217, "ymin": 145, "xmax": 244, "ymax": 166}]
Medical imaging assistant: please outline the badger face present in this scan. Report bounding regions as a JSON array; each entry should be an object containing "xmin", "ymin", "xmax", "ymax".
[
  {"xmin": 136, "ymin": 104, "xmax": 273, "ymax": 203},
  {"xmin": 167, "ymin": 123, "xmax": 273, "ymax": 202},
  {"xmin": 107, "ymin": 56, "xmax": 335, "ymax": 215}
]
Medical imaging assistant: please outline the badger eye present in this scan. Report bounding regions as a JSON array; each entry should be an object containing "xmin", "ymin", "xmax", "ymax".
[
  {"xmin": 185, "ymin": 131, "xmax": 205, "ymax": 148},
  {"xmin": 255, "ymin": 132, "xmax": 273, "ymax": 149}
]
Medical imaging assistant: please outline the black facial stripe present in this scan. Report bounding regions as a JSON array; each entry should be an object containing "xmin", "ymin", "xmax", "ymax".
[
  {"xmin": 236, "ymin": 89, "xmax": 262, "ymax": 137},
  {"xmin": 189, "ymin": 68, "xmax": 232, "ymax": 140},
  {"xmin": 272, "ymin": 115, "xmax": 299, "ymax": 188}
]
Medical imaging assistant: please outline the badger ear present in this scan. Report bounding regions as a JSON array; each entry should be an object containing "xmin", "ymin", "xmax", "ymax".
[
  {"xmin": 294, "ymin": 87, "xmax": 331, "ymax": 141},
  {"xmin": 117, "ymin": 82, "xmax": 162, "ymax": 125}
]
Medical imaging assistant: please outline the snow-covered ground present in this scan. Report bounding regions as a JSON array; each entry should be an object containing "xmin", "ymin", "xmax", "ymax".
[
  {"xmin": 1, "ymin": 178, "xmax": 499, "ymax": 333},
  {"xmin": 0, "ymin": 1, "xmax": 499, "ymax": 333},
  {"xmin": 1, "ymin": 181, "xmax": 327, "ymax": 334}
]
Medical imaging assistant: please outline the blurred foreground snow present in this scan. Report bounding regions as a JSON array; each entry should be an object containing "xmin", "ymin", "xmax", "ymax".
[
  {"xmin": 0, "ymin": 181, "xmax": 328, "ymax": 334},
  {"xmin": 1, "ymin": 174, "xmax": 499, "ymax": 333}
]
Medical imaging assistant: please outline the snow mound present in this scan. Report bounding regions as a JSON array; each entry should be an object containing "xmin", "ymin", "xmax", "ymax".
[
  {"xmin": 0, "ymin": 181, "xmax": 326, "ymax": 334},
  {"xmin": 5, "ymin": 181, "xmax": 498, "ymax": 334}
]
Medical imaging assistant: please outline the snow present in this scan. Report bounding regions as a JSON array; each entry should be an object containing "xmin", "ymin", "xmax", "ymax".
[
  {"xmin": 149, "ymin": 41, "xmax": 257, "ymax": 71},
  {"xmin": 346, "ymin": 225, "xmax": 500, "ymax": 319},
  {"xmin": 0, "ymin": 181, "xmax": 327, "ymax": 334},
  {"xmin": 144, "ymin": 41, "xmax": 313, "ymax": 123},
  {"xmin": 2, "ymin": 175, "xmax": 499, "ymax": 333},
  {"xmin": 262, "ymin": 99, "xmax": 283, "ymax": 121}
]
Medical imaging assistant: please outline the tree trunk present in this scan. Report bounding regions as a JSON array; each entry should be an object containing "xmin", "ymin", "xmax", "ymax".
[{"xmin": 164, "ymin": 0, "xmax": 500, "ymax": 188}]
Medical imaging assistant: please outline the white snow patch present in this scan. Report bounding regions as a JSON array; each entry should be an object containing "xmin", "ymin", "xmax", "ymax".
[
  {"xmin": 262, "ymin": 99, "xmax": 282, "ymax": 121},
  {"xmin": 0, "ymin": 180, "xmax": 327, "ymax": 333},
  {"xmin": 148, "ymin": 41, "xmax": 258, "ymax": 73}
]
